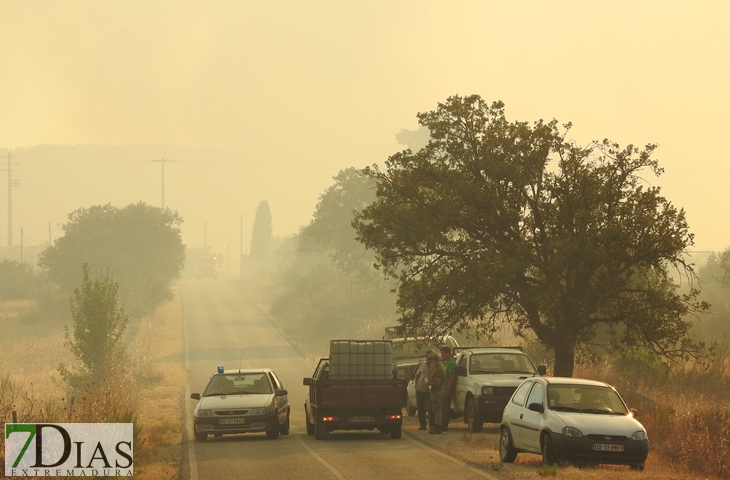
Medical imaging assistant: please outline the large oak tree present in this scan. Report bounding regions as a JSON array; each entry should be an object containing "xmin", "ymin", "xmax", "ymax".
[
  {"xmin": 354, "ymin": 95, "xmax": 707, "ymax": 377},
  {"xmin": 39, "ymin": 202, "xmax": 185, "ymax": 316}
]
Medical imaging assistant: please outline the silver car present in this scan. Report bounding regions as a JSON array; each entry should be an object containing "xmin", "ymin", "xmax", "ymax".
[
  {"xmin": 500, "ymin": 376, "xmax": 648, "ymax": 470},
  {"xmin": 190, "ymin": 367, "xmax": 290, "ymax": 441}
]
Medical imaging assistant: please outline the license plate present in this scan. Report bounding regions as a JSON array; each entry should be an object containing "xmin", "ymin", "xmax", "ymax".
[
  {"xmin": 592, "ymin": 443, "xmax": 624, "ymax": 452},
  {"xmin": 349, "ymin": 416, "xmax": 375, "ymax": 423},
  {"xmin": 219, "ymin": 418, "xmax": 245, "ymax": 425}
]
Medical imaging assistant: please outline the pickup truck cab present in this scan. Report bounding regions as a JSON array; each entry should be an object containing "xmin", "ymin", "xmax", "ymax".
[
  {"xmin": 452, "ymin": 347, "xmax": 546, "ymax": 432},
  {"xmin": 391, "ymin": 336, "xmax": 459, "ymax": 378}
]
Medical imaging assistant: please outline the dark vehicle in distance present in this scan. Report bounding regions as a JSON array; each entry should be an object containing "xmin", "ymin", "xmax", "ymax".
[{"xmin": 196, "ymin": 256, "xmax": 219, "ymax": 279}]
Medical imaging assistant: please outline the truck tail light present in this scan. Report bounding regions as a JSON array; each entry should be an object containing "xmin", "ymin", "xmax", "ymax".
[
  {"xmin": 387, "ymin": 414, "xmax": 401, "ymax": 420},
  {"xmin": 322, "ymin": 416, "xmax": 338, "ymax": 422}
]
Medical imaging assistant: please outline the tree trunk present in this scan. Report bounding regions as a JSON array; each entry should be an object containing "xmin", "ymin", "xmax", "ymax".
[{"xmin": 553, "ymin": 342, "xmax": 575, "ymax": 377}]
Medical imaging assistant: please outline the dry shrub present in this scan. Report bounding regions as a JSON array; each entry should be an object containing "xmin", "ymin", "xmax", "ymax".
[
  {"xmin": 0, "ymin": 374, "xmax": 66, "ymax": 461},
  {"xmin": 125, "ymin": 315, "xmax": 164, "ymax": 385},
  {"xmin": 635, "ymin": 347, "xmax": 730, "ymax": 480}
]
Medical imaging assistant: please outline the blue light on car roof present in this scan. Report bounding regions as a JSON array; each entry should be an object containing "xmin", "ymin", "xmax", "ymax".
[{"xmin": 217, "ymin": 365, "xmax": 224, "ymax": 373}]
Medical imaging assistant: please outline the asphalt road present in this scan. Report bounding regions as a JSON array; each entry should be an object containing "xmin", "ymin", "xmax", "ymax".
[{"xmin": 181, "ymin": 279, "xmax": 503, "ymax": 480}]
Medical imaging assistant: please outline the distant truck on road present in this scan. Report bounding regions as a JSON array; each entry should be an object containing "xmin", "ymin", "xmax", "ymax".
[
  {"xmin": 196, "ymin": 256, "xmax": 219, "ymax": 279},
  {"xmin": 303, "ymin": 340, "xmax": 405, "ymax": 439}
]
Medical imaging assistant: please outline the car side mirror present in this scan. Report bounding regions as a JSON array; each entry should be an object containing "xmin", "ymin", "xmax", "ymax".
[
  {"xmin": 190, "ymin": 393, "xmax": 201, "ymax": 400},
  {"xmin": 455, "ymin": 366, "xmax": 467, "ymax": 377},
  {"xmin": 528, "ymin": 402, "xmax": 544, "ymax": 413},
  {"xmin": 303, "ymin": 378, "xmax": 312, "ymax": 386},
  {"xmin": 630, "ymin": 408, "xmax": 639, "ymax": 418},
  {"xmin": 537, "ymin": 365, "xmax": 547, "ymax": 376},
  {"xmin": 276, "ymin": 389, "xmax": 288, "ymax": 397}
]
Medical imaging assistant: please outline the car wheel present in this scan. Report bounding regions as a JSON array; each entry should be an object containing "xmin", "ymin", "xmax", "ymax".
[
  {"xmin": 499, "ymin": 427, "xmax": 518, "ymax": 463},
  {"xmin": 542, "ymin": 433, "xmax": 558, "ymax": 465},
  {"xmin": 305, "ymin": 408, "xmax": 315, "ymax": 435},
  {"xmin": 466, "ymin": 398, "xmax": 484, "ymax": 433},
  {"xmin": 194, "ymin": 432, "xmax": 207, "ymax": 442},
  {"xmin": 389, "ymin": 425, "xmax": 402, "ymax": 439},
  {"xmin": 279, "ymin": 411, "xmax": 290, "ymax": 436},
  {"xmin": 406, "ymin": 399, "xmax": 417, "ymax": 416},
  {"xmin": 266, "ymin": 421, "xmax": 280, "ymax": 440},
  {"xmin": 314, "ymin": 414, "xmax": 329, "ymax": 440}
]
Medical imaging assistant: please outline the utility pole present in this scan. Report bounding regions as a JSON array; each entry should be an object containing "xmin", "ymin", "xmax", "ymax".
[
  {"xmin": 240, "ymin": 214, "xmax": 243, "ymax": 279},
  {"xmin": 5, "ymin": 153, "xmax": 20, "ymax": 247},
  {"xmin": 150, "ymin": 158, "xmax": 175, "ymax": 209}
]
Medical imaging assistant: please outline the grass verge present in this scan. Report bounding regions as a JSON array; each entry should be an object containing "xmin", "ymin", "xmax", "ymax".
[{"xmin": 0, "ymin": 289, "xmax": 186, "ymax": 479}]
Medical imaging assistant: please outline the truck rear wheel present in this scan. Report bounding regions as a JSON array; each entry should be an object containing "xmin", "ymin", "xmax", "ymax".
[
  {"xmin": 305, "ymin": 407, "xmax": 315, "ymax": 435},
  {"xmin": 315, "ymin": 413, "xmax": 329, "ymax": 440},
  {"xmin": 389, "ymin": 424, "xmax": 402, "ymax": 439}
]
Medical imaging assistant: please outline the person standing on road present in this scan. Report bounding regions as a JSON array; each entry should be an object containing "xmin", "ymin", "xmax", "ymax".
[
  {"xmin": 440, "ymin": 346, "xmax": 457, "ymax": 432},
  {"xmin": 425, "ymin": 352, "xmax": 445, "ymax": 434},
  {"xmin": 413, "ymin": 350, "xmax": 434, "ymax": 431}
]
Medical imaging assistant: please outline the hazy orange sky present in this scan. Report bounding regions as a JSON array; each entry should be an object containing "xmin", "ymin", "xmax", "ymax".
[{"xmin": 1, "ymin": 2, "xmax": 728, "ymax": 256}]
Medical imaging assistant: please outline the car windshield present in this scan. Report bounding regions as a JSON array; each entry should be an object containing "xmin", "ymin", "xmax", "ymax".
[
  {"xmin": 546, "ymin": 385, "xmax": 629, "ymax": 415},
  {"xmin": 469, "ymin": 352, "xmax": 537, "ymax": 375},
  {"xmin": 203, "ymin": 373, "xmax": 272, "ymax": 396}
]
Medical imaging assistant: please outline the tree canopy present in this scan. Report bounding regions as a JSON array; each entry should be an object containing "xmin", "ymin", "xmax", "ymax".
[
  {"xmin": 250, "ymin": 200, "xmax": 273, "ymax": 259},
  {"xmin": 353, "ymin": 94, "xmax": 707, "ymax": 377},
  {"xmin": 299, "ymin": 167, "xmax": 378, "ymax": 276},
  {"xmin": 38, "ymin": 202, "xmax": 185, "ymax": 316},
  {"xmin": 716, "ymin": 247, "xmax": 730, "ymax": 288},
  {"xmin": 0, "ymin": 259, "xmax": 38, "ymax": 301}
]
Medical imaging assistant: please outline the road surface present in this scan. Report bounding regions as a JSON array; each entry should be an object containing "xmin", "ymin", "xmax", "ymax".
[{"xmin": 181, "ymin": 279, "xmax": 503, "ymax": 480}]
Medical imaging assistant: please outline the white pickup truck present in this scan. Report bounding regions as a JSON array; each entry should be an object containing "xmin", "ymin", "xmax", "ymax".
[{"xmin": 451, "ymin": 347, "xmax": 546, "ymax": 432}]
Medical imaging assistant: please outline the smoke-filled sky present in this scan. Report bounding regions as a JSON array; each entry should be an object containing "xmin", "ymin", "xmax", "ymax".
[{"xmin": 1, "ymin": 2, "xmax": 729, "ymax": 258}]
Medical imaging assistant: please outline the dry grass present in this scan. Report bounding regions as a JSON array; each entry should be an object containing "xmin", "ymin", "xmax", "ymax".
[
  {"xmin": 570, "ymin": 350, "xmax": 730, "ymax": 480},
  {"xmin": 127, "ymin": 295, "xmax": 186, "ymax": 480},
  {"xmin": 0, "ymin": 291, "xmax": 186, "ymax": 479}
]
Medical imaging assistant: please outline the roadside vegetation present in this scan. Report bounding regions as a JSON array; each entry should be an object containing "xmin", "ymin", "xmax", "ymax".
[
  {"xmin": 1, "ymin": 201, "xmax": 185, "ymax": 478},
  {"xmin": 0, "ymin": 285, "xmax": 184, "ymax": 479}
]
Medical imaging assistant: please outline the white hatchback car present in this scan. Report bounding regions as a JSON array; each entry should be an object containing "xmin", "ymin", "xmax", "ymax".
[{"xmin": 500, "ymin": 377, "xmax": 649, "ymax": 470}]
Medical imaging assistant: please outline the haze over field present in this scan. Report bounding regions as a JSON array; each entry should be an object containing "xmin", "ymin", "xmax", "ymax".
[{"xmin": 1, "ymin": 2, "xmax": 728, "ymax": 263}]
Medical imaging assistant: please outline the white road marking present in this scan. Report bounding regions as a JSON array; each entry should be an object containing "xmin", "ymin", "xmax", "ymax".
[
  {"xmin": 182, "ymin": 288, "xmax": 199, "ymax": 480},
  {"xmin": 296, "ymin": 437, "xmax": 346, "ymax": 480}
]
